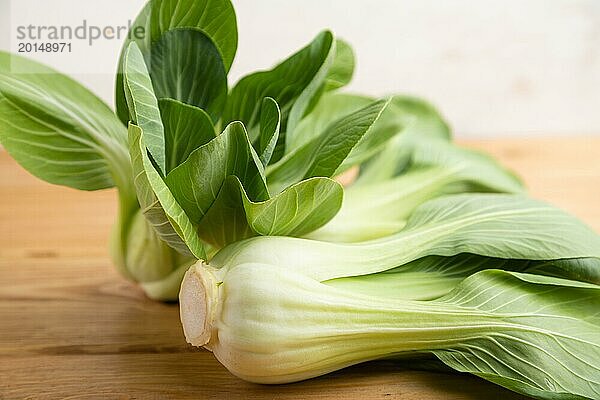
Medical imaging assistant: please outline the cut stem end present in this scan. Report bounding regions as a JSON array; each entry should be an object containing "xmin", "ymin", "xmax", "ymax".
[{"xmin": 179, "ymin": 262, "xmax": 217, "ymax": 347}]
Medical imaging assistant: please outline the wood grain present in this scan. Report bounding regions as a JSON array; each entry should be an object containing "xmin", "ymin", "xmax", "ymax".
[{"xmin": 2, "ymin": 137, "xmax": 599, "ymax": 399}]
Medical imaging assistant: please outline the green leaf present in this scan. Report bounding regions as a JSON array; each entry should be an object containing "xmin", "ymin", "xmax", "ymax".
[
  {"xmin": 246, "ymin": 194, "xmax": 600, "ymax": 283},
  {"xmin": 324, "ymin": 39, "xmax": 355, "ymax": 91},
  {"xmin": 257, "ymin": 97, "xmax": 281, "ymax": 166},
  {"xmin": 115, "ymin": 2, "xmax": 151, "ymax": 125},
  {"xmin": 128, "ymin": 123, "xmax": 205, "ymax": 259},
  {"xmin": 285, "ymin": 33, "xmax": 337, "ymax": 139},
  {"xmin": 392, "ymin": 96, "xmax": 451, "ymax": 141},
  {"xmin": 267, "ymin": 98, "xmax": 392, "ymax": 193},
  {"xmin": 525, "ymin": 257, "xmax": 600, "ymax": 284},
  {"xmin": 243, "ymin": 177, "xmax": 343, "ymax": 236},
  {"xmin": 403, "ymin": 193, "xmax": 600, "ymax": 265},
  {"xmin": 198, "ymin": 176, "xmax": 343, "ymax": 247},
  {"xmin": 307, "ymin": 167, "xmax": 458, "ymax": 242},
  {"xmin": 433, "ymin": 270, "xmax": 600, "ymax": 400},
  {"xmin": 325, "ymin": 254, "xmax": 600, "ymax": 301},
  {"xmin": 375, "ymin": 194, "xmax": 600, "ymax": 284},
  {"xmin": 149, "ymin": 0, "xmax": 237, "ymax": 71},
  {"xmin": 357, "ymin": 96, "xmax": 451, "ymax": 183},
  {"xmin": 312, "ymin": 139, "xmax": 525, "ymax": 243},
  {"xmin": 123, "ymin": 42, "xmax": 166, "ymax": 175},
  {"xmin": 408, "ymin": 137, "xmax": 524, "ymax": 193},
  {"xmin": 0, "ymin": 51, "xmax": 129, "ymax": 191},
  {"xmin": 337, "ymin": 99, "xmax": 406, "ymax": 174},
  {"xmin": 287, "ymin": 92, "xmax": 373, "ymax": 152},
  {"xmin": 194, "ymin": 177, "xmax": 256, "ymax": 247},
  {"xmin": 284, "ymin": 92, "xmax": 408, "ymax": 178},
  {"xmin": 159, "ymin": 98, "xmax": 216, "ymax": 173},
  {"xmin": 223, "ymin": 31, "xmax": 335, "ymax": 142},
  {"xmin": 165, "ymin": 121, "xmax": 269, "ymax": 224},
  {"xmin": 164, "ymin": 119, "xmax": 342, "ymax": 247},
  {"xmin": 116, "ymin": 0, "xmax": 238, "ymax": 124},
  {"xmin": 150, "ymin": 28, "xmax": 228, "ymax": 122}
]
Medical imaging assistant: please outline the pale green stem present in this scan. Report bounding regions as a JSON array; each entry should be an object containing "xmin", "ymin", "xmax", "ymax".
[
  {"xmin": 324, "ymin": 271, "xmax": 463, "ymax": 301},
  {"xmin": 306, "ymin": 167, "xmax": 457, "ymax": 242},
  {"xmin": 180, "ymin": 263, "xmax": 498, "ymax": 384}
]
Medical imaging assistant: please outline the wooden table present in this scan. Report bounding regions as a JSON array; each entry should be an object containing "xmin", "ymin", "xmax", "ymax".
[{"xmin": 1, "ymin": 137, "xmax": 599, "ymax": 399}]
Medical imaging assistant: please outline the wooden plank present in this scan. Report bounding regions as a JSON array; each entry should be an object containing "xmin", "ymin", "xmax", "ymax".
[{"xmin": 2, "ymin": 137, "xmax": 599, "ymax": 399}]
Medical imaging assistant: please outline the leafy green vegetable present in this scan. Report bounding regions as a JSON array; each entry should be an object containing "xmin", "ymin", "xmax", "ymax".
[
  {"xmin": 196, "ymin": 176, "xmax": 343, "ymax": 247},
  {"xmin": 159, "ymin": 98, "xmax": 216, "ymax": 173},
  {"xmin": 165, "ymin": 121, "xmax": 269, "ymax": 223},
  {"xmin": 325, "ymin": 254, "xmax": 600, "ymax": 301},
  {"xmin": 165, "ymin": 120, "xmax": 343, "ymax": 247},
  {"xmin": 213, "ymin": 194, "xmax": 600, "ymax": 284},
  {"xmin": 118, "ymin": 31, "xmax": 351, "ymax": 250},
  {"xmin": 0, "ymin": 51, "xmax": 150, "ymax": 290},
  {"xmin": 181, "ymin": 262, "xmax": 600, "ymax": 400},
  {"xmin": 301, "ymin": 96, "xmax": 517, "ymax": 243},
  {"xmin": 222, "ymin": 30, "xmax": 336, "ymax": 149},
  {"xmin": 115, "ymin": 0, "xmax": 238, "ymax": 124},
  {"xmin": 115, "ymin": 1, "xmax": 151, "ymax": 125},
  {"xmin": 3, "ymin": 10, "xmax": 598, "ymax": 386},
  {"xmin": 0, "ymin": 51, "xmax": 131, "ymax": 193},
  {"xmin": 181, "ymin": 194, "xmax": 600, "ymax": 396},
  {"xmin": 284, "ymin": 93, "xmax": 449, "ymax": 183},
  {"xmin": 267, "ymin": 98, "xmax": 395, "ymax": 193},
  {"xmin": 432, "ymin": 272, "xmax": 600, "ymax": 399},
  {"xmin": 128, "ymin": 123, "xmax": 205, "ymax": 259},
  {"xmin": 324, "ymin": 39, "xmax": 355, "ymax": 91},
  {"xmin": 3, "ymin": 2, "xmax": 600, "ymax": 397},
  {"xmin": 287, "ymin": 92, "xmax": 373, "ymax": 151},
  {"xmin": 150, "ymin": 28, "xmax": 228, "ymax": 123},
  {"xmin": 121, "ymin": 26, "xmax": 361, "ymax": 249},
  {"xmin": 0, "ymin": 46, "xmax": 213, "ymax": 299},
  {"xmin": 123, "ymin": 42, "xmax": 167, "ymax": 174},
  {"xmin": 119, "ymin": 42, "xmax": 214, "ymax": 294},
  {"xmin": 257, "ymin": 97, "xmax": 281, "ymax": 166},
  {"xmin": 357, "ymin": 96, "xmax": 452, "ymax": 183},
  {"xmin": 309, "ymin": 138, "xmax": 524, "ymax": 242}
]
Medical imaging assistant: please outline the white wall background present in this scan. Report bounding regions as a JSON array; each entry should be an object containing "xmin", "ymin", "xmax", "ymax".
[{"xmin": 1, "ymin": 0, "xmax": 599, "ymax": 138}]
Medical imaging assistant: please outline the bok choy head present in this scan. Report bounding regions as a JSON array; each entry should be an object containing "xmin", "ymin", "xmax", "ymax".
[
  {"xmin": 181, "ymin": 263, "xmax": 600, "ymax": 399},
  {"xmin": 118, "ymin": 22, "xmax": 395, "ymax": 255},
  {"xmin": 0, "ymin": 0, "xmax": 411, "ymax": 300},
  {"xmin": 180, "ymin": 193, "xmax": 600, "ymax": 398}
]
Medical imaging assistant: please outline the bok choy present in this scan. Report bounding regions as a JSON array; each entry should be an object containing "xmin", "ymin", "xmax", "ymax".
[
  {"xmin": 1, "ymin": 0, "xmax": 599, "ymax": 397},
  {"xmin": 0, "ymin": 0, "xmax": 521, "ymax": 300},
  {"xmin": 298, "ymin": 93, "xmax": 524, "ymax": 242},
  {"xmin": 181, "ymin": 263, "xmax": 600, "ymax": 399},
  {"xmin": 180, "ymin": 194, "xmax": 600, "ymax": 398},
  {"xmin": 0, "ymin": 0, "xmax": 530, "ymax": 302},
  {"xmin": 0, "ymin": 0, "xmax": 403, "ymax": 299}
]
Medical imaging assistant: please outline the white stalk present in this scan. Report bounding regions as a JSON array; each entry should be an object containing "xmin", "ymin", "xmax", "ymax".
[
  {"xmin": 307, "ymin": 167, "xmax": 456, "ymax": 242},
  {"xmin": 179, "ymin": 261, "xmax": 497, "ymax": 383}
]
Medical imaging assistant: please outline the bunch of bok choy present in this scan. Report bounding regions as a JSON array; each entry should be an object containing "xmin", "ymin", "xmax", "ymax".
[
  {"xmin": 0, "ymin": 0, "xmax": 383, "ymax": 298},
  {"xmin": 180, "ymin": 194, "xmax": 600, "ymax": 398},
  {"xmin": 0, "ymin": 0, "xmax": 522, "ymax": 299},
  {"xmin": 1, "ymin": 1, "xmax": 599, "ymax": 397}
]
